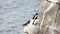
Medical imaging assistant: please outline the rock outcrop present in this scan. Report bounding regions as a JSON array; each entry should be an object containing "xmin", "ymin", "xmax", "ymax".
[
  {"xmin": 39, "ymin": 0, "xmax": 60, "ymax": 34},
  {"xmin": 23, "ymin": 0, "xmax": 60, "ymax": 34}
]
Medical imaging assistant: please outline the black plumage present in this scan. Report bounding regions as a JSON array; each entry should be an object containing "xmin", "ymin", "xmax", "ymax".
[
  {"xmin": 23, "ymin": 13, "xmax": 38, "ymax": 26},
  {"xmin": 32, "ymin": 13, "xmax": 38, "ymax": 19},
  {"xmin": 35, "ymin": 17, "xmax": 38, "ymax": 20},
  {"xmin": 23, "ymin": 20, "xmax": 30, "ymax": 26}
]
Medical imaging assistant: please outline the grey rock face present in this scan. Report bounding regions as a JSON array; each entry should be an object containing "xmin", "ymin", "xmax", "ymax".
[{"xmin": 39, "ymin": 0, "xmax": 60, "ymax": 34}]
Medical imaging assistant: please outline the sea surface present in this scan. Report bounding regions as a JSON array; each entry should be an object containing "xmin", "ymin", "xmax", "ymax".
[{"xmin": 0, "ymin": 0, "xmax": 39, "ymax": 34}]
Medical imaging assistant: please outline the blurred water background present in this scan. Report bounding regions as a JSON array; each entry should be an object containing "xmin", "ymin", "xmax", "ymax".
[{"xmin": 0, "ymin": 0, "xmax": 39, "ymax": 34}]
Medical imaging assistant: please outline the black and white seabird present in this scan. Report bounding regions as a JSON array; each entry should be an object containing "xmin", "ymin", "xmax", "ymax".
[
  {"xmin": 23, "ymin": 13, "xmax": 38, "ymax": 26},
  {"xmin": 32, "ymin": 16, "xmax": 39, "ymax": 25},
  {"xmin": 32, "ymin": 13, "xmax": 38, "ymax": 19}
]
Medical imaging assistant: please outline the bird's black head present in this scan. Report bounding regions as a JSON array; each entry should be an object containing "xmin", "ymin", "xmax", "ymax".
[{"xmin": 32, "ymin": 13, "xmax": 38, "ymax": 19}]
